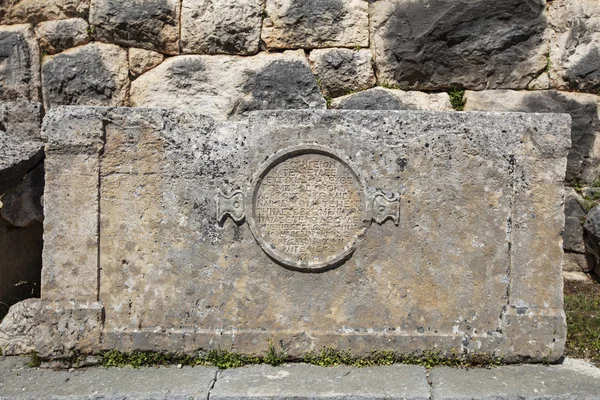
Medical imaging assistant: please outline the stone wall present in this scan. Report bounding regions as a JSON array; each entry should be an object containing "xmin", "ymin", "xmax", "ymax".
[{"xmin": 0, "ymin": 0, "xmax": 599, "ymax": 314}]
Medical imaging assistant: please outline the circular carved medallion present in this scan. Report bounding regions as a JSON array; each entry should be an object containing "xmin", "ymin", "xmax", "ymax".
[{"xmin": 247, "ymin": 146, "xmax": 370, "ymax": 271}]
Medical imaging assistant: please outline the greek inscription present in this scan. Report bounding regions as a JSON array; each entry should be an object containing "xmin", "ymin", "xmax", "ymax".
[{"xmin": 254, "ymin": 153, "xmax": 364, "ymax": 264}]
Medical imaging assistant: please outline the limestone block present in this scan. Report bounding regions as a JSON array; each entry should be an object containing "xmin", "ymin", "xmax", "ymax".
[
  {"xmin": 129, "ymin": 48, "xmax": 164, "ymax": 78},
  {"xmin": 464, "ymin": 90, "xmax": 600, "ymax": 183},
  {"xmin": 583, "ymin": 204, "xmax": 600, "ymax": 274},
  {"xmin": 0, "ymin": 0, "xmax": 89, "ymax": 24},
  {"xmin": 1, "ymin": 162, "xmax": 44, "ymax": 227},
  {"xmin": 563, "ymin": 252, "xmax": 590, "ymax": 273},
  {"xmin": 309, "ymin": 48, "xmax": 375, "ymax": 97},
  {"xmin": 563, "ymin": 188, "xmax": 586, "ymax": 253},
  {"xmin": 181, "ymin": 0, "xmax": 263, "ymax": 55},
  {"xmin": 548, "ymin": 0, "xmax": 600, "ymax": 93},
  {"xmin": 35, "ymin": 18, "xmax": 90, "ymax": 55},
  {"xmin": 89, "ymin": 0, "xmax": 180, "ymax": 55},
  {"xmin": 0, "ymin": 101, "xmax": 43, "ymax": 194},
  {"xmin": 0, "ymin": 299, "xmax": 103, "ymax": 358},
  {"xmin": 41, "ymin": 108, "xmax": 105, "ymax": 301},
  {"xmin": 331, "ymin": 87, "xmax": 452, "ymax": 111},
  {"xmin": 20, "ymin": 107, "xmax": 568, "ymax": 361},
  {"xmin": 262, "ymin": 0, "xmax": 369, "ymax": 49},
  {"xmin": 130, "ymin": 50, "xmax": 325, "ymax": 119},
  {"xmin": 370, "ymin": 0, "xmax": 548, "ymax": 90},
  {"xmin": 42, "ymin": 42, "xmax": 130, "ymax": 108},
  {"xmin": 0, "ymin": 24, "xmax": 40, "ymax": 102}
]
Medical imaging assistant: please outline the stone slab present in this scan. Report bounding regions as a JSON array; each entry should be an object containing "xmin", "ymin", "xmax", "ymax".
[
  {"xmin": 211, "ymin": 364, "xmax": 430, "ymax": 400},
  {"xmin": 0, "ymin": 24, "xmax": 41, "ymax": 102},
  {"xmin": 0, "ymin": 356, "xmax": 217, "ymax": 400},
  {"xmin": 4, "ymin": 108, "xmax": 569, "ymax": 361},
  {"xmin": 430, "ymin": 358, "xmax": 600, "ymax": 400}
]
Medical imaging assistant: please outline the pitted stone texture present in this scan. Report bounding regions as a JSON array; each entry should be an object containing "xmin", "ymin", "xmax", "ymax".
[
  {"xmin": 129, "ymin": 47, "xmax": 164, "ymax": 78},
  {"xmin": 309, "ymin": 48, "xmax": 375, "ymax": 97},
  {"xmin": 431, "ymin": 359, "xmax": 600, "ymax": 400},
  {"xmin": 212, "ymin": 364, "xmax": 430, "ymax": 400},
  {"xmin": 464, "ymin": 90, "xmax": 600, "ymax": 183},
  {"xmin": 181, "ymin": 0, "xmax": 263, "ymax": 55},
  {"xmin": 131, "ymin": 50, "xmax": 325, "ymax": 119},
  {"xmin": 370, "ymin": 0, "xmax": 547, "ymax": 90},
  {"xmin": 30, "ymin": 108, "xmax": 568, "ymax": 361},
  {"xmin": 0, "ymin": 299, "xmax": 103, "ymax": 358},
  {"xmin": 0, "ymin": 24, "xmax": 40, "ymax": 102},
  {"xmin": 35, "ymin": 18, "xmax": 90, "ymax": 55},
  {"xmin": 42, "ymin": 42, "xmax": 129, "ymax": 108},
  {"xmin": 0, "ymin": 101, "xmax": 43, "ymax": 194},
  {"xmin": 528, "ymin": 73, "xmax": 551, "ymax": 90},
  {"xmin": 0, "ymin": 0, "xmax": 89, "ymax": 24},
  {"xmin": 262, "ymin": 0, "xmax": 369, "ymax": 49},
  {"xmin": 89, "ymin": 0, "xmax": 180, "ymax": 55},
  {"xmin": 331, "ymin": 87, "xmax": 452, "ymax": 111},
  {"xmin": 549, "ymin": 0, "xmax": 600, "ymax": 93},
  {"xmin": 564, "ymin": 187, "xmax": 586, "ymax": 254},
  {"xmin": 1, "ymin": 161, "xmax": 44, "ymax": 227}
]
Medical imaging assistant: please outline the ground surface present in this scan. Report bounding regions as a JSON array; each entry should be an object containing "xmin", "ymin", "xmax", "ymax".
[
  {"xmin": 564, "ymin": 277, "xmax": 600, "ymax": 366},
  {"xmin": 0, "ymin": 356, "xmax": 599, "ymax": 399}
]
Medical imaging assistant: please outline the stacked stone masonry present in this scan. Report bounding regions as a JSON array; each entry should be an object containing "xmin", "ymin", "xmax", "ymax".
[{"xmin": 0, "ymin": 0, "xmax": 600, "ymax": 321}]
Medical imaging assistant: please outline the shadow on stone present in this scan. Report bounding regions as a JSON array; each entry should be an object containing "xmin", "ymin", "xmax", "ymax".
[
  {"xmin": 565, "ymin": 48, "xmax": 600, "ymax": 93},
  {"xmin": 378, "ymin": 0, "xmax": 546, "ymax": 89}
]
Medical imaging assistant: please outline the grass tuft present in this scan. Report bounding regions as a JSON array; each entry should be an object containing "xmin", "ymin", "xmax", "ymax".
[{"xmin": 564, "ymin": 279, "xmax": 600, "ymax": 367}]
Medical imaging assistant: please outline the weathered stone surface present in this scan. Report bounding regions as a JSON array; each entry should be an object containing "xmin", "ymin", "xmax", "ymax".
[
  {"xmin": 548, "ymin": 0, "xmax": 600, "ymax": 93},
  {"xmin": 131, "ymin": 51, "xmax": 325, "ymax": 119},
  {"xmin": 212, "ymin": 364, "xmax": 430, "ymax": 400},
  {"xmin": 431, "ymin": 359, "xmax": 600, "ymax": 399},
  {"xmin": 42, "ymin": 42, "xmax": 130, "ymax": 108},
  {"xmin": 35, "ymin": 18, "xmax": 90, "ymax": 55},
  {"xmin": 0, "ymin": 24, "xmax": 40, "ymax": 102},
  {"xmin": 564, "ymin": 252, "xmax": 591, "ymax": 273},
  {"xmin": 0, "ymin": 101, "xmax": 43, "ymax": 194},
  {"xmin": 528, "ymin": 72, "xmax": 551, "ymax": 90},
  {"xmin": 370, "ymin": 0, "xmax": 547, "ymax": 90},
  {"xmin": 309, "ymin": 48, "xmax": 375, "ymax": 97},
  {"xmin": 0, "ymin": 356, "xmax": 217, "ymax": 399},
  {"xmin": 583, "ymin": 204, "xmax": 600, "ymax": 278},
  {"xmin": 464, "ymin": 90, "xmax": 600, "ymax": 183},
  {"xmin": 17, "ymin": 107, "xmax": 568, "ymax": 361},
  {"xmin": 564, "ymin": 187, "xmax": 586, "ymax": 253},
  {"xmin": 0, "ymin": 0, "xmax": 89, "ymax": 24},
  {"xmin": 1, "ymin": 161, "xmax": 43, "ymax": 227},
  {"xmin": 262, "ymin": 0, "xmax": 368, "ymax": 49},
  {"xmin": 331, "ymin": 87, "xmax": 452, "ymax": 111},
  {"xmin": 181, "ymin": 0, "xmax": 263, "ymax": 55},
  {"xmin": 89, "ymin": 0, "xmax": 180, "ymax": 55},
  {"xmin": 0, "ymin": 299, "xmax": 103, "ymax": 357},
  {"xmin": 41, "ymin": 108, "xmax": 105, "ymax": 301},
  {"xmin": 129, "ymin": 47, "xmax": 164, "ymax": 78}
]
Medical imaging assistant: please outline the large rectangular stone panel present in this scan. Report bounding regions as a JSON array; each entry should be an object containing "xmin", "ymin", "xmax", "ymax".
[{"xmin": 36, "ymin": 108, "xmax": 569, "ymax": 362}]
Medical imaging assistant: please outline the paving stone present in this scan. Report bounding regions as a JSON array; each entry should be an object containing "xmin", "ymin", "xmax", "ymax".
[
  {"xmin": 0, "ymin": 356, "xmax": 217, "ymax": 399},
  {"xmin": 211, "ymin": 364, "xmax": 430, "ymax": 400},
  {"xmin": 430, "ymin": 359, "xmax": 600, "ymax": 399},
  {"xmin": 130, "ymin": 50, "xmax": 325, "ymax": 118},
  {"xmin": 0, "ymin": 24, "xmax": 40, "ymax": 102},
  {"xmin": 331, "ymin": 87, "xmax": 452, "ymax": 110},
  {"xmin": 181, "ymin": 0, "xmax": 263, "ymax": 55},
  {"xmin": 35, "ymin": 18, "xmax": 90, "ymax": 55},
  {"xmin": 0, "ymin": 0, "xmax": 89, "ymax": 25},
  {"xmin": 309, "ymin": 48, "xmax": 375, "ymax": 97},
  {"xmin": 41, "ymin": 42, "xmax": 130, "ymax": 108},
  {"xmin": 370, "ymin": 0, "xmax": 548, "ymax": 90},
  {"xmin": 262, "ymin": 0, "xmax": 369, "ymax": 49},
  {"xmin": 90, "ymin": 0, "xmax": 180, "ymax": 55},
  {"xmin": 548, "ymin": 0, "xmax": 600, "ymax": 93},
  {"xmin": 464, "ymin": 90, "xmax": 600, "ymax": 183}
]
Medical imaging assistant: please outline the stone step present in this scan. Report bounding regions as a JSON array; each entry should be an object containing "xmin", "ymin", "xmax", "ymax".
[{"xmin": 1, "ymin": 357, "xmax": 599, "ymax": 400}]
